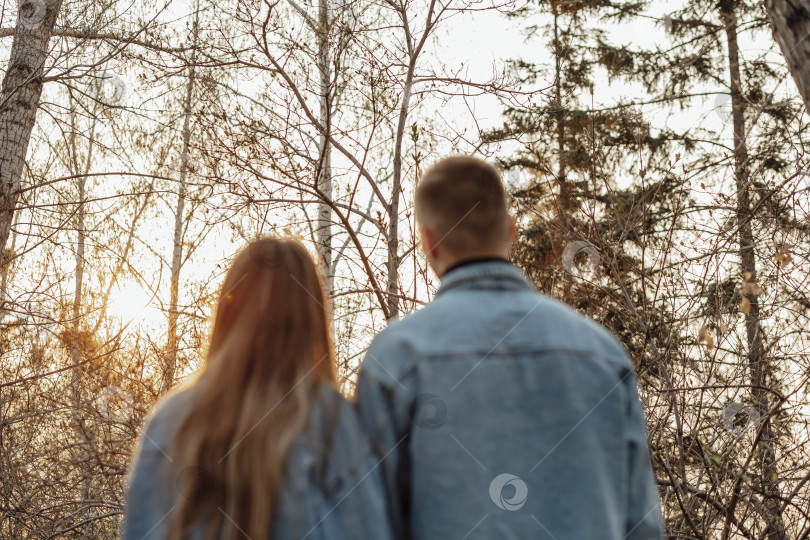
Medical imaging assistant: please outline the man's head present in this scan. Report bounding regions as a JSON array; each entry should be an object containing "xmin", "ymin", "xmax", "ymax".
[{"xmin": 414, "ymin": 156, "xmax": 515, "ymax": 276}]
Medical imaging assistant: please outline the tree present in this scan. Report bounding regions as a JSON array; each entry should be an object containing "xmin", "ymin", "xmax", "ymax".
[
  {"xmin": 765, "ymin": 0, "xmax": 810, "ymax": 113},
  {"xmin": 2, "ymin": 0, "xmax": 807, "ymax": 536},
  {"xmin": 197, "ymin": 0, "xmax": 529, "ymax": 329},
  {"xmin": 163, "ymin": 4, "xmax": 201, "ymax": 393},
  {"xmin": 502, "ymin": 0, "xmax": 810, "ymax": 536},
  {"xmin": 0, "ymin": 0, "xmax": 64, "ymax": 286}
]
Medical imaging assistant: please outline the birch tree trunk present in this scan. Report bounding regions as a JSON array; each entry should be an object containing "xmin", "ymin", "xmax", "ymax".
[
  {"xmin": 67, "ymin": 96, "xmax": 94, "ymax": 530},
  {"xmin": 722, "ymin": 6, "xmax": 787, "ymax": 539},
  {"xmin": 387, "ymin": 1, "xmax": 434, "ymax": 319},
  {"xmin": 765, "ymin": 0, "xmax": 810, "ymax": 113},
  {"xmin": 69, "ymin": 170, "xmax": 89, "ymax": 511},
  {"xmin": 0, "ymin": 0, "xmax": 63, "ymax": 271},
  {"xmin": 316, "ymin": 0, "xmax": 334, "ymax": 297},
  {"xmin": 387, "ymin": 67, "xmax": 410, "ymax": 319},
  {"xmin": 0, "ymin": 212, "xmax": 19, "ymax": 323},
  {"xmin": 163, "ymin": 9, "xmax": 199, "ymax": 394}
]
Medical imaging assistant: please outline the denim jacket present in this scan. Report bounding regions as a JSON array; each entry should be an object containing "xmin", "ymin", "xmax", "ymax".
[
  {"xmin": 355, "ymin": 261, "xmax": 663, "ymax": 540},
  {"xmin": 123, "ymin": 382, "xmax": 393, "ymax": 540}
]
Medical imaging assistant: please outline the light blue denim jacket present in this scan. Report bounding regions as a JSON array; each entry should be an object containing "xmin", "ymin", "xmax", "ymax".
[
  {"xmin": 123, "ymin": 383, "xmax": 393, "ymax": 540},
  {"xmin": 356, "ymin": 261, "xmax": 663, "ymax": 540}
]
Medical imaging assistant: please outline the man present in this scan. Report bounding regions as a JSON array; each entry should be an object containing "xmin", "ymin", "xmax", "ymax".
[{"xmin": 355, "ymin": 156, "xmax": 663, "ymax": 539}]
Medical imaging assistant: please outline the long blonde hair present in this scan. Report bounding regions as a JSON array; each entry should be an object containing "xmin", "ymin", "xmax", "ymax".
[{"xmin": 167, "ymin": 237, "xmax": 336, "ymax": 540}]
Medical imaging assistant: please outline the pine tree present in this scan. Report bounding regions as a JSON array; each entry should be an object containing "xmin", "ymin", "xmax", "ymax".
[{"xmin": 499, "ymin": 0, "xmax": 810, "ymax": 536}]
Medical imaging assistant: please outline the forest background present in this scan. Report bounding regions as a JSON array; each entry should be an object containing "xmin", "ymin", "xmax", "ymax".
[{"xmin": 1, "ymin": 0, "xmax": 810, "ymax": 536}]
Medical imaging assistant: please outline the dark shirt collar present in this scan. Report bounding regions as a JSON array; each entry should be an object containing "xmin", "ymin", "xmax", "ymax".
[
  {"xmin": 442, "ymin": 256, "xmax": 510, "ymax": 277},
  {"xmin": 436, "ymin": 258, "xmax": 532, "ymax": 297}
]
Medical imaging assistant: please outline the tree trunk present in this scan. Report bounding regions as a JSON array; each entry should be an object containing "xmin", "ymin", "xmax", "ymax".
[
  {"xmin": 387, "ymin": 73, "xmax": 408, "ymax": 318},
  {"xmin": 722, "ymin": 6, "xmax": 787, "ymax": 539},
  {"xmin": 388, "ymin": 51, "xmax": 415, "ymax": 320},
  {"xmin": 552, "ymin": 6, "xmax": 573, "ymax": 298},
  {"xmin": 69, "ymin": 172, "xmax": 90, "ymax": 517},
  {"xmin": 316, "ymin": 0, "xmax": 333, "ymax": 296},
  {"xmin": 163, "ymin": 9, "xmax": 199, "ymax": 394},
  {"xmin": 387, "ymin": 3, "xmax": 437, "ymax": 319},
  {"xmin": 0, "ymin": 212, "xmax": 19, "ymax": 324},
  {"xmin": 765, "ymin": 0, "xmax": 810, "ymax": 113},
  {"xmin": 0, "ymin": 0, "xmax": 64, "ymax": 272},
  {"xmin": 67, "ymin": 97, "xmax": 93, "ymax": 531},
  {"xmin": 552, "ymin": 6, "xmax": 571, "ymax": 215}
]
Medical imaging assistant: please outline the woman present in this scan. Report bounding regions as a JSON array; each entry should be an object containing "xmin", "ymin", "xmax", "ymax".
[{"xmin": 124, "ymin": 238, "xmax": 393, "ymax": 540}]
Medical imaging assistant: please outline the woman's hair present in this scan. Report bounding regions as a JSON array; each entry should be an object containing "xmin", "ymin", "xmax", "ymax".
[{"xmin": 167, "ymin": 237, "xmax": 336, "ymax": 540}]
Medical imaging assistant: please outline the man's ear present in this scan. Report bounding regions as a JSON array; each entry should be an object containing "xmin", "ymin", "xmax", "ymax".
[{"xmin": 419, "ymin": 224, "xmax": 439, "ymax": 259}]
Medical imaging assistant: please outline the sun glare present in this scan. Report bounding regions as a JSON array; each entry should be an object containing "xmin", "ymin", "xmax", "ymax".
[{"xmin": 107, "ymin": 281, "xmax": 161, "ymax": 327}]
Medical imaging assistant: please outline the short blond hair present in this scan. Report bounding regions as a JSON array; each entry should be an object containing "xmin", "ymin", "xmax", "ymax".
[{"xmin": 414, "ymin": 156, "xmax": 509, "ymax": 254}]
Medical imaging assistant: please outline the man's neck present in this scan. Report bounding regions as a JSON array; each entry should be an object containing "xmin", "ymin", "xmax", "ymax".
[{"xmin": 441, "ymin": 255, "xmax": 509, "ymax": 278}]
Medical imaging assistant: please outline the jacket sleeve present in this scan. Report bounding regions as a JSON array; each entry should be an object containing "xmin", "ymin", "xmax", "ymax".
[
  {"xmin": 315, "ymin": 399, "xmax": 396, "ymax": 540},
  {"xmin": 122, "ymin": 419, "xmax": 174, "ymax": 539},
  {"xmin": 355, "ymin": 339, "xmax": 413, "ymax": 540},
  {"xmin": 623, "ymin": 368, "xmax": 664, "ymax": 540}
]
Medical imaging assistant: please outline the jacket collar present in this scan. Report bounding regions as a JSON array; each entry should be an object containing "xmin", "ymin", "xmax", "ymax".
[{"xmin": 436, "ymin": 260, "xmax": 533, "ymax": 297}]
